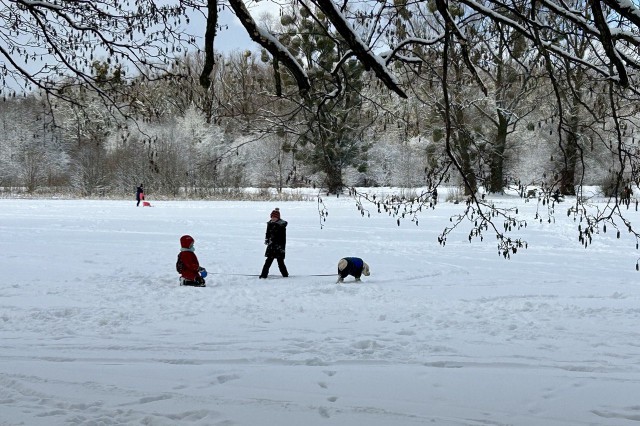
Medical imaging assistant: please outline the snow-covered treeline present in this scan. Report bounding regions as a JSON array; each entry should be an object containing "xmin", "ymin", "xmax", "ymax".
[
  {"xmin": 3, "ymin": 1, "xmax": 640, "ymax": 200},
  {"xmin": 0, "ymin": 48, "xmax": 625, "ymax": 198}
]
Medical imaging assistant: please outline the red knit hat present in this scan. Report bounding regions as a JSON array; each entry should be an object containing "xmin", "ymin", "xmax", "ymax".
[
  {"xmin": 270, "ymin": 208, "xmax": 280, "ymax": 219},
  {"xmin": 180, "ymin": 235, "xmax": 194, "ymax": 249}
]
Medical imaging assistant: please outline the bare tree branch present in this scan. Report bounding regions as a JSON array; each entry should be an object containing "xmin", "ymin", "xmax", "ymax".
[
  {"xmin": 591, "ymin": 0, "xmax": 629, "ymax": 86},
  {"xmin": 227, "ymin": 0, "xmax": 310, "ymax": 95},
  {"xmin": 435, "ymin": 0, "xmax": 488, "ymax": 95},
  {"xmin": 313, "ymin": 0, "xmax": 408, "ymax": 99},
  {"xmin": 199, "ymin": 0, "xmax": 218, "ymax": 89}
]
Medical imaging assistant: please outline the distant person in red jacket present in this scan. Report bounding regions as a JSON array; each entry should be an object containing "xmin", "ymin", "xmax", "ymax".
[
  {"xmin": 136, "ymin": 183, "xmax": 144, "ymax": 206},
  {"xmin": 176, "ymin": 235, "xmax": 207, "ymax": 287}
]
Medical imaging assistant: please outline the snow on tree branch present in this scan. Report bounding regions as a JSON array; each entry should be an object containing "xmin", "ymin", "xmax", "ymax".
[
  {"xmin": 602, "ymin": 0, "xmax": 640, "ymax": 29},
  {"xmin": 226, "ymin": 0, "xmax": 310, "ymax": 95},
  {"xmin": 313, "ymin": 0, "xmax": 408, "ymax": 99},
  {"xmin": 591, "ymin": 0, "xmax": 629, "ymax": 87},
  {"xmin": 457, "ymin": 0, "xmax": 640, "ymax": 89}
]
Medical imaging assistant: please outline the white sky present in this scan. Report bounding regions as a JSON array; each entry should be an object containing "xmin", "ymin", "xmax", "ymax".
[
  {"xmin": 194, "ymin": 0, "xmax": 283, "ymax": 53},
  {"xmin": 2, "ymin": 1, "xmax": 282, "ymax": 93}
]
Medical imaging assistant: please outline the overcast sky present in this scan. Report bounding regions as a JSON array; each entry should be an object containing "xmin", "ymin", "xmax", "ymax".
[
  {"xmin": 4, "ymin": 1, "xmax": 280, "ymax": 94},
  {"xmin": 195, "ymin": 1, "xmax": 281, "ymax": 54}
]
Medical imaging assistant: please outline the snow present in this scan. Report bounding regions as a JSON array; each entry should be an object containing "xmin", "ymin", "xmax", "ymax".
[{"xmin": 1, "ymin": 195, "xmax": 640, "ymax": 425}]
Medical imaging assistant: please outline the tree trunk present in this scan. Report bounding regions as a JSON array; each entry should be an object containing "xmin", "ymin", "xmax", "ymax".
[
  {"xmin": 489, "ymin": 111, "xmax": 508, "ymax": 193},
  {"xmin": 559, "ymin": 134, "xmax": 579, "ymax": 195},
  {"xmin": 324, "ymin": 160, "xmax": 343, "ymax": 194},
  {"xmin": 454, "ymin": 109, "xmax": 478, "ymax": 196},
  {"xmin": 559, "ymin": 102, "xmax": 580, "ymax": 196}
]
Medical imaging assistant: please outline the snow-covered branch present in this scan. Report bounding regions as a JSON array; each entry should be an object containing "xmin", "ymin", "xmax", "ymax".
[
  {"xmin": 313, "ymin": 0, "xmax": 408, "ymax": 99},
  {"xmin": 226, "ymin": 0, "xmax": 310, "ymax": 95}
]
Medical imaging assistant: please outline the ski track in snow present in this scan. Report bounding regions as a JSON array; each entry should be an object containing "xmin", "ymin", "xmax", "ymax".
[{"xmin": 1, "ymin": 197, "xmax": 640, "ymax": 425}]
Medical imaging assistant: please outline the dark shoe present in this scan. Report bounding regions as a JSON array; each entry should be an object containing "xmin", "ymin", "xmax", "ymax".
[
  {"xmin": 180, "ymin": 277, "xmax": 206, "ymax": 287},
  {"xmin": 282, "ymin": 274, "xmax": 289, "ymax": 278},
  {"xmin": 259, "ymin": 275, "xmax": 267, "ymax": 279}
]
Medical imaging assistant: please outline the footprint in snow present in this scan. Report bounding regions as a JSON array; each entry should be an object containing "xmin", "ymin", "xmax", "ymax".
[{"xmin": 216, "ymin": 374, "xmax": 240, "ymax": 384}]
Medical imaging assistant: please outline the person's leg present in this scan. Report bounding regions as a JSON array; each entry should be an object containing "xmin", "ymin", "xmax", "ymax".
[
  {"xmin": 276, "ymin": 257, "xmax": 288, "ymax": 277},
  {"xmin": 260, "ymin": 257, "xmax": 274, "ymax": 278}
]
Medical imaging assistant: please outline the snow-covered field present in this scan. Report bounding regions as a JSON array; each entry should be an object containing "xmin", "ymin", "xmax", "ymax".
[{"xmin": 1, "ymin": 195, "xmax": 640, "ymax": 426}]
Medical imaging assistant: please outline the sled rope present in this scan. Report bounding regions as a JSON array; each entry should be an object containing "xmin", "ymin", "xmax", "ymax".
[{"xmin": 207, "ymin": 272, "xmax": 335, "ymax": 277}]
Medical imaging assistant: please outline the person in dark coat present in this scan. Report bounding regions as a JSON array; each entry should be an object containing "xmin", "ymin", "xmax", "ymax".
[
  {"xmin": 336, "ymin": 257, "xmax": 370, "ymax": 283},
  {"xmin": 259, "ymin": 208, "xmax": 289, "ymax": 278},
  {"xmin": 136, "ymin": 183, "xmax": 144, "ymax": 206},
  {"xmin": 176, "ymin": 235, "xmax": 206, "ymax": 286}
]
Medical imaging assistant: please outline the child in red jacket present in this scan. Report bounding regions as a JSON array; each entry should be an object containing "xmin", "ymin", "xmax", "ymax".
[{"xmin": 176, "ymin": 235, "xmax": 207, "ymax": 287}]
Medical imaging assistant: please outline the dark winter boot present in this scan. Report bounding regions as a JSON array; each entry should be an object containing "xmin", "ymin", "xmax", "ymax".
[
  {"xmin": 260, "ymin": 258, "xmax": 273, "ymax": 278},
  {"xmin": 277, "ymin": 258, "xmax": 288, "ymax": 277}
]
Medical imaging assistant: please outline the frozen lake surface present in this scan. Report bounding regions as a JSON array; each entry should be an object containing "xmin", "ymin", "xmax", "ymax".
[{"xmin": 1, "ymin": 195, "xmax": 639, "ymax": 425}]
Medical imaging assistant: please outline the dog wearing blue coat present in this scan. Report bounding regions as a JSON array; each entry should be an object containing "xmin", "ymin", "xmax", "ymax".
[{"xmin": 337, "ymin": 257, "xmax": 370, "ymax": 283}]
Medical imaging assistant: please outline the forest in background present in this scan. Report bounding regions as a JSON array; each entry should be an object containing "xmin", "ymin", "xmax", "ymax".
[{"xmin": 0, "ymin": 42, "xmax": 631, "ymax": 199}]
